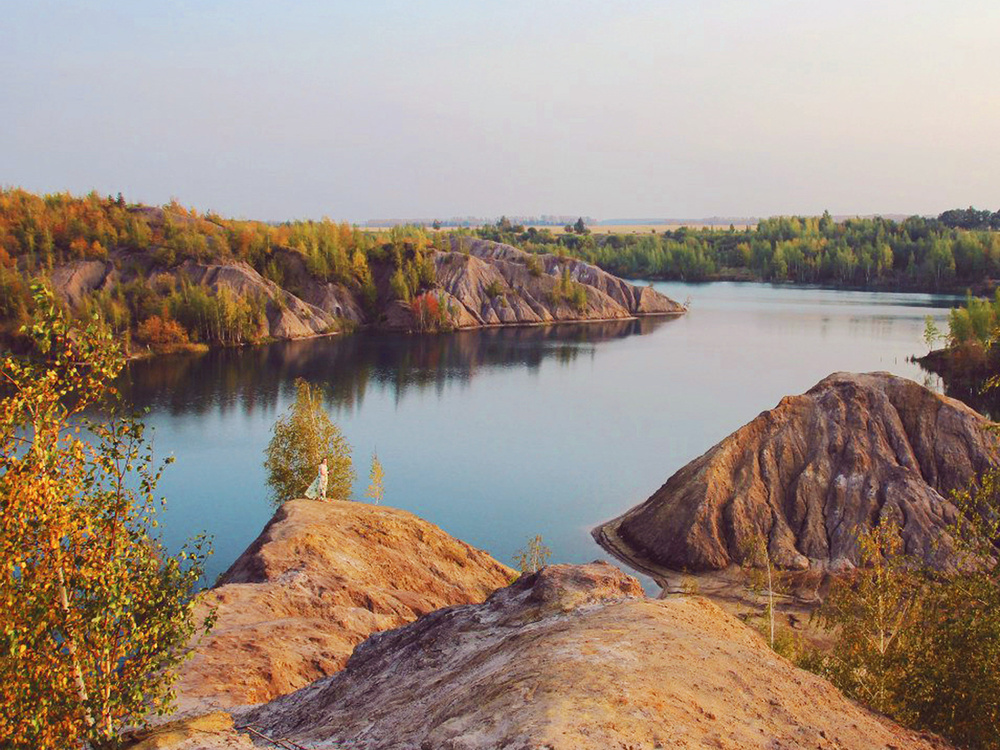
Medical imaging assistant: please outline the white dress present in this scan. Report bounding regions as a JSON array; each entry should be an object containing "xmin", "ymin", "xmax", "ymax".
[{"xmin": 305, "ymin": 464, "xmax": 328, "ymax": 499}]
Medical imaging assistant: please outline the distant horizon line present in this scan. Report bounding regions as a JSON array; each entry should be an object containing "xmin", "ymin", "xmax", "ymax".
[{"xmin": 361, "ymin": 212, "xmax": 924, "ymax": 228}]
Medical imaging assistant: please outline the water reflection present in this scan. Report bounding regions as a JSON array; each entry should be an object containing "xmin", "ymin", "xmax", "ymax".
[
  {"xmin": 913, "ymin": 364, "xmax": 1000, "ymax": 420},
  {"xmin": 118, "ymin": 317, "xmax": 674, "ymax": 416}
]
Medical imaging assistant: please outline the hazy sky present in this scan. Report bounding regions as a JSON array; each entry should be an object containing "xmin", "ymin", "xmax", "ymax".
[{"xmin": 2, "ymin": 0, "xmax": 999, "ymax": 221}]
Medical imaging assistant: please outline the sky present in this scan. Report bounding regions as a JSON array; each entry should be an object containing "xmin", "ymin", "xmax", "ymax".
[{"xmin": 2, "ymin": 0, "xmax": 999, "ymax": 222}]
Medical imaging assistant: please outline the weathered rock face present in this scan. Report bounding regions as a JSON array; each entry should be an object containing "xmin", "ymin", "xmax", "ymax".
[
  {"xmin": 49, "ymin": 259, "xmax": 112, "ymax": 307},
  {"xmin": 48, "ymin": 239, "xmax": 683, "ymax": 344},
  {"xmin": 239, "ymin": 562, "xmax": 948, "ymax": 750},
  {"xmin": 411, "ymin": 238, "xmax": 683, "ymax": 331},
  {"xmin": 48, "ymin": 255, "xmax": 348, "ymax": 340},
  {"xmin": 174, "ymin": 499, "xmax": 514, "ymax": 713},
  {"xmin": 596, "ymin": 372, "xmax": 999, "ymax": 579}
]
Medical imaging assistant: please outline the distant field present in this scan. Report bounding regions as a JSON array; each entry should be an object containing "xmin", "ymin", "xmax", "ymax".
[
  {"xmin": 365, "ymin": 223, "xmax": 754, "ymax": 233},
  {"xmin": 536, "ymin": 223, "xmax": 753, "ymax": 235},
  {"xmin": 579, "ymin": 223, "xmax": 753, "ymax": 234}
]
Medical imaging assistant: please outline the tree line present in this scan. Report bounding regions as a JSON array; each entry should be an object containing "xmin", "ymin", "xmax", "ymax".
[
  {"xmin": 476, "ymin": 209, "xmax": 1000, "ymax": 291},
  {"xmin": 5, "ymin": 188, "xmax": 1000, "ymax": 352}
]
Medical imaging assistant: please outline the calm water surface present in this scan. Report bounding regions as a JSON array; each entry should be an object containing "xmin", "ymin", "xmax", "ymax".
[{"xmin": 119, "ymin": 282, "xmax": 959, "ymax": 590}]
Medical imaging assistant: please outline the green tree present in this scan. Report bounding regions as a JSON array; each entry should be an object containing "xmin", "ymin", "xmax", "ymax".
[
  {"xmin": 0, "ymin": 286, "xmax": 211, "ymax": 749},
  {"xmin": 513, "ymin": 534, "xmax": 551, "ymax": 574},
  {"xmin": 814, "ymin": 523, "xmax": 920, "ymax": 718},
  {"xmin": 902, "ymin": 470, "xmax": 1000, "ymax": 747},
  {"xmin": 365, "ymin": 451, "xmax": 385, "ymax": 505},
  {"xmin": 810, "ymin": 494, "xmax": 1000, "ymax": 748},
  {"xmin": 263, "ymin": 378, "xmax": 354, "ymax": 505},
  {"xmin": 923, "ymin": 315, "xmax": 942, "ymax": 350}
]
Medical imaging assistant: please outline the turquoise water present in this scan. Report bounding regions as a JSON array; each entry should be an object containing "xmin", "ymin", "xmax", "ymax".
[{"xmin": 119, "ymin": 282, "xmax": 959, "ymax": 590}]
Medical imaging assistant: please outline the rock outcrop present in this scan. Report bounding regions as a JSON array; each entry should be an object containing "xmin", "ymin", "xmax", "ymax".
[
  {"xmin": 239, "ymin": 562, "xmax": 949, "ymax": 750},
  {"xmin": 48, "ymin": 254, "xmax": 352, "ymax": 341},
  {"xmin": 174, "ymin": 499, "xmax": 514, "ymax": 713},
  {"xmin": 415, "ymin": 238, "xmax": 682, "ymax": 330},
  {"xmin": 595, "ymin": 372, "xmax": 999, "ymax": 581},
  {"xmin": 46, "ymin": 239, "xmax": 684, "ymax": 345}
]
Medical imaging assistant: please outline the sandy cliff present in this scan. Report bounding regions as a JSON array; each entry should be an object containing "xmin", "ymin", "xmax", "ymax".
[
  {"xmin": 239, "ymin": 562, "xmax": 949, "ymax": 750},
  {"xmin": 417, "ymin": 238, "xmax": 682, "ymax": 329},
  {"xmin": 173, "ymin": 499, "xmax": 514, "ymax": 713},
  {"xmin": 595, "ymin": 372, "xmax": 998, "ymax": 587}
]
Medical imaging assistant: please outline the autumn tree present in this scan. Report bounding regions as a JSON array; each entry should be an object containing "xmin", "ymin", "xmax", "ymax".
[
  {"xmin": 263, "ymin": 378, "xmax": 354, "ymax": 505},
  {"xmin": 0, "ymin": 286, "xmax": 211, "ymax": 750},
  {"xmin": 365, "ymin": 451, "xmax": 385, "ymax": 505}
]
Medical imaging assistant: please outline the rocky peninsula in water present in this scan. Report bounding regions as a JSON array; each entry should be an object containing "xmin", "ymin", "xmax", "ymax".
[{"xmin": 593, "ymin": 371, "xmax": 999, "ymax": 598}]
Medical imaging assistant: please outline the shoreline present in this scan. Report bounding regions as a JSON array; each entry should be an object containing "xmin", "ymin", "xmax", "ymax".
[
  {"xmin": 617, "ymin": 272, "xmax": 974, "ymax": 297},
  {"xmin": 125, "ymin": 309, "xmax": 687, "ymax": 360}
]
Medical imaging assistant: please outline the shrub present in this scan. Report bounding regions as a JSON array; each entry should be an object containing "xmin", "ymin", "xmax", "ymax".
[
  {"xmin": 484, "ymin": 279, "xmax": 504, "ymax": 298},
  {"xmin": 410, "ymin": 292, "xmax": 453, "ymax": 332},
  {"xmin": 134, "ymin": 314, "xmax": 191, "ymax": 351},
  {"xmin": 547, "ymin": 267, "xmax": 588, "ymax": 313},
  {"xmin": 513, "ymin": 535, "xmax": 551, "ymax": 574},
  {"xmin": 526, "ymin": 254, "xmax": 542, "ymax": 277}
]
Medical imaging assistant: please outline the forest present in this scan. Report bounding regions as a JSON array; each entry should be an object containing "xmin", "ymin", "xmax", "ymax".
[
  {"xmin": 477, "ymin": 209, "xmax": 1000, "ymax": 290},
  {"xmin": 0, "ymin": 189, "xmax": 445, "ymax": 350}
]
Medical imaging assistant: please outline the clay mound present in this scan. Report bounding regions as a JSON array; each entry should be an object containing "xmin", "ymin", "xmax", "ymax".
[
  {"xmin": 596, "ymin": 372, "xmax": 998, "ymax": 577},
  {"xmin": 239, "ymin": 562, "xmax": 948, "ymax": 750},
  {"xmin": 174, "ymin": 499, "xmax": 514, "ymax": 712}
]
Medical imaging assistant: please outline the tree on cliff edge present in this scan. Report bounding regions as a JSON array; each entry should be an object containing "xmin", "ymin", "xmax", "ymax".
[{"xmin": 264, "ymin": 378, "xmax": 354, "ymax": 505}]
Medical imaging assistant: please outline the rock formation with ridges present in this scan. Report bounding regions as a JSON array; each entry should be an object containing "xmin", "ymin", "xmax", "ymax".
[
  {"xmin": 239, "ymin": 562, "xmax": 949, "ymax": 750},
  {"xmin": 418, "ymin": 238, "xmax": 683, "ymax": 330},
  {"xmin": 595, "ymin": 372, "xmax": 999, "ymax": 580},
  {"xmin": 47, "ymin": 239, "xmax": 684, "ymax": 343},
  {"xmin": 173, "ymin": 499, "xmax": 514, "ymax": 713}
]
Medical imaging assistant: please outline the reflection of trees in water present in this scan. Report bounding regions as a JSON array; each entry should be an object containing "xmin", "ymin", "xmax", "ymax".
[
  {"xmin": 933, "ymin": 377, "xmax": 1000, "ymax": 420},
  {"xmin": 915, "ymin": 362, "xmax": 1000, "ymax": 420},
  {"xmin": 118, "ymin": 317, "xmax": 675, "ymax": 416}
]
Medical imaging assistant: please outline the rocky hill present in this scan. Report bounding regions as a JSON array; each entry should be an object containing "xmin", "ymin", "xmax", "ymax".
[
  {"xmin": 173, "ymin": 499, "xmax": 514, "ymax": 713},
  {"xmin": 46, "ymin": 237, "xmax": 684, "ymax": 345},
  {"xmin": 236, "ymin": 562, "xmax": 949, "ymax": 750},
  {"xmin": 410, "ymin": 238, "xmax": 681, "ymax": 329},
  {"xmin": 595, "ymin": 372, "xmax": 999, "ymax": 588}
]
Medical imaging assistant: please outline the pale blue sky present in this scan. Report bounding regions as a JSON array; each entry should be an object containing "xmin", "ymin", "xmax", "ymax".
[{"xmin": 2, "ymin": 1, "xmax": 998, "ymax": 221}]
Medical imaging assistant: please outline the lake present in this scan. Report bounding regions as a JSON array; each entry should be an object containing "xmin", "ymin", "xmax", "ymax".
[{"xmin": 119, "ymin": 282, "xmax": 960, "ymax": 591}]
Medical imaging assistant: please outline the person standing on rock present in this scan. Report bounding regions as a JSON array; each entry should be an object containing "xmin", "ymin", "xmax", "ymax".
[{"xmin": 305, "ymin": 457, "xmax": 329, "ymax": 501}]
